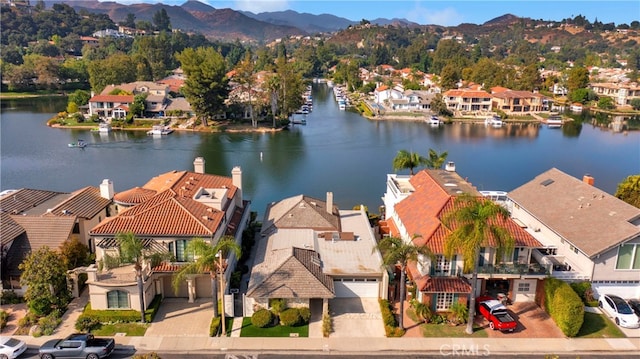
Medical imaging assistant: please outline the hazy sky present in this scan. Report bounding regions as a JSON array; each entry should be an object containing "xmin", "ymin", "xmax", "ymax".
[{"xmin": 108, "ymin": 0, "xmax": 640, "ymax": 26}]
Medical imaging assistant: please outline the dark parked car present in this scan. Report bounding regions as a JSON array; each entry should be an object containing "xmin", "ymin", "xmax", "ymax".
[
  {"xmin": 628, "ymin": 298, "xmax": 640, "ymax": 317},
  {"xmin": 39, "ymin": 333, "xmax": 115, "ymax": 359}
]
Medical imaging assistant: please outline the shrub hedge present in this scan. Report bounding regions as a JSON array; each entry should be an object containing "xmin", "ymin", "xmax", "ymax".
[
  {"xmin": 378, "ymin": 298, "xmax": 405, "ymax": 337},
  {"xmin": 279, "ymin": 308, "xmax": 302, "ymax": 327},
  {"xmin": 209, "ymin": 316, "xmax": 221, "ymax": 337},
  {"xmin": 81, "ymin": 294, "xmax": 162, "ymax": 324},
  {"xmin": 298, "ymin": 307, "xmax": 311, "ymax": 324},
  {"xmin": 545, "ymin": 277, "xmax": 584, "ymax": 337},
  {"xmin": 251, "ymin": 309, "xmax": 273, "ymax": 328}
]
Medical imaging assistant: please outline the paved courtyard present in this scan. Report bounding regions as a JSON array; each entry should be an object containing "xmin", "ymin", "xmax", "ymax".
[
  {"xmin": 144, "ymin": 298, "xmax": 214, "ymax": 337},
  {"xmin": 478, "ymin": 301, "xmax": 565, "ymax": 338}
]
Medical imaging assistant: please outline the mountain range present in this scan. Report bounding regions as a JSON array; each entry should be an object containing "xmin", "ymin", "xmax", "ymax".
[{"xmin": 41, "ymin": 0, "xmax": 448, "ymax": 42}]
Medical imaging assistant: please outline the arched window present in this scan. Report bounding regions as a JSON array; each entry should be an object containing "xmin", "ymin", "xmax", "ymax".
[{"xmin": 107, "ymin": 290, "xmax": 130, "ymax": 309}]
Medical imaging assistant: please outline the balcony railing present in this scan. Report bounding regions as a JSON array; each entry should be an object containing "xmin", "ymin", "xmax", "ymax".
[{"xmin": 477, "ymin": 263, "xmax": 550, "ymax": 276}]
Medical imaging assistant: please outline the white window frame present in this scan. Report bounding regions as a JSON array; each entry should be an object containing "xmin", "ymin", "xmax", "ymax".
[{"xmin": 436, "ymin": 292, "xmax": 454, "ymax": 311}]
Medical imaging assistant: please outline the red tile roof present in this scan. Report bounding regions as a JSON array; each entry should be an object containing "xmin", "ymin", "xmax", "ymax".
[
  {"xmin": 443, "ymin": 89, "xmax": 491, "ymax": 98},
  {"xmin": 91, "ymin": 189, "xmax": 224, "ymax": 237},
  {"xmin": 417, "ymin": 276, "xmax": 472, "ymax": 293},
  {"xmin": 395, "ymin": 170, "xmax": 541, "ymax": 254},
  {"xmin": 114, "ymin": 187, "xmax": 157, "ymax": 205},
  {"xmin": 89, "ymin": 95, "xmax": 134, "ymax": 103}
]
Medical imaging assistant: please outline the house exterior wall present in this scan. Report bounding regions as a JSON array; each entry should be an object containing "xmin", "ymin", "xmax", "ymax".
[
  {"xmin": 510, "ymin": 205, "xmax": 593, "ymax": 280},
  {"xmin": 591, "ymin": 236, "xmax": 640, "ymax": 281}
]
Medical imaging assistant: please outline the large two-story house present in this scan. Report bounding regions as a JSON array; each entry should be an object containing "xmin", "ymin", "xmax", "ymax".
[
  {"xmin": 247, "ymin": 193, "xmax": 387, "ymax": 318},
  {"xmin": 490, "ymin": 89, "xmax": 547, "ymax": 114},
  {"xmin": 86, "ymin": 158, "xmax": 251, "ymax": 313},
  {"xmin": 381, "ymin": 163, "xmax": 547, "ymax": 312},
  {"xmin": 508, "ymin": 168, "xmax": 640, "ymax": 299},
  {"xmin": 443, "ymin": 89, "xmax": 492, "ymax": 115}
]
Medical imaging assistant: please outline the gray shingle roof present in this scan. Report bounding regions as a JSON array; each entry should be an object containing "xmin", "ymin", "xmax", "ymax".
[
  {"xmin": 247, "ymin": 246, "xmax": 335, "ymax": 299},
  {"xmin": 509, "ymin": 168, "xmax": 640, "ymax": 257},
  {"xmin": 261, "ymin": 195, "xmax": 340, "ymax": 235}
]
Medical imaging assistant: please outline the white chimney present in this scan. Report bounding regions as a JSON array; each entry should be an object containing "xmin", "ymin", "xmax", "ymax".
[
  {"xmin": 100, "ymin": 179, "xmax": 114, "ymax": 199},
  {"xmin": 326, "ymin": 192, "xmax": 334, "ymax": 214},
  {"xmin": 445, "ymin": 161, "xmax": 456, "ymax": 172},
  {"xmin": 232, "ymin": 166, "xmax": 243, "ymax": 206},
  {"xmin": 194, "ymin": 157, "xmax": 205, "ymax": 174}
]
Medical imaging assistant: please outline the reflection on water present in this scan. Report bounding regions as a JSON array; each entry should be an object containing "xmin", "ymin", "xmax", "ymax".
[{"xmin": 1, "ymin": 90, "xmax": 639, "ymax": 215}]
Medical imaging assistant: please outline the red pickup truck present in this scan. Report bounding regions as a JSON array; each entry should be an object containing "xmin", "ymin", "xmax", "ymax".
[{"xmin": 476, "ymin": 296, "xmax": 517, "ymax": 332}]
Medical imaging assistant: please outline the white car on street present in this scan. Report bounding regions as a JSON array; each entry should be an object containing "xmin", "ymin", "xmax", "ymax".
[
  {"xmin": 0, "ymin": 336, "xmax": 27, "ymax": 359},
  {"xmin": 599, "ymin": 294, "xmax": 640, "ymax": 329}
]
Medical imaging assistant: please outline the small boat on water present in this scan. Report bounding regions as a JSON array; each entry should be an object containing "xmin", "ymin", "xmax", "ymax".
[
  {"xmin": 147, "ymin": 125, "xmax": 173, "ymax": 136},
  {"xmin": 485, "ymin": 115, "xmax": 503, "ymax": 127},
  {"xmin": 545, "ymin": 113, "xmax": 563, "ymax": 127},
  {"xmin": 291, "ymin": 118, "xmax": 307, "ymax": 125},
  {"xmin": 427, "ymin": 116, "xmax": 442, "ymax": 126},
  {"xmin": 68, "ymin": 139, "xmax": 87, "ymax": 148},
  {"xmin": 91, "ymin": 123, "xmax": 112, "ymax": 133}
]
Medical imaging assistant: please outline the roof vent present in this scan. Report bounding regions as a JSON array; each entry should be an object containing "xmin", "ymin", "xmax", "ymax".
[
  {"xmin": 540, "ymin": 179, "xmax": 554, "ymax": 186},
  {"xmin": 202, "ymin": 215, "xmax": 209, "ymax": 220}
]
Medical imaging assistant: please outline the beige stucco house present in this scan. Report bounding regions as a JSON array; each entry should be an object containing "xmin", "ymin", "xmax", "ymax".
[{"xmin": 509, "ymin": 168, "xmax": 640, "ymax": 299}]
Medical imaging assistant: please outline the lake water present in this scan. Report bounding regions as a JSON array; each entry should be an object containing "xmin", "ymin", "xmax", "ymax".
[{"xmin": 2, "ymin": 84, "xmax": 639, "ymax": 216}]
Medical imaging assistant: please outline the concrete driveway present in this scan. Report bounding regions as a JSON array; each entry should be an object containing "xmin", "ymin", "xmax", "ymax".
[
  {"xmin": 328, "ymin": 298, "xmax": 385, "ymax": 337},
  {"xmin": 145, "ymin": 298, "xmax": 213, "ymax": 337},
  {"xmin": 478, "ymin": 301, "xmax": 564, "ymax": 338}
]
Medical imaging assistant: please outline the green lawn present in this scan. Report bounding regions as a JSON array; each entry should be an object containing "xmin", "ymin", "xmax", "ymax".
[
  {"xmin": 576, "ymin": 312, "xmax": 626, "ymax": 338},
  {"xmin": 420, "ymin": 323, "xmax": 489, "ymax": 338},
  {"xmin": 92, "ymin": 323, "xmax": 148, "ymax": 336},
  {"xmin": 239, "ymin": 317, "xmax": 308, "ymax": 337}
]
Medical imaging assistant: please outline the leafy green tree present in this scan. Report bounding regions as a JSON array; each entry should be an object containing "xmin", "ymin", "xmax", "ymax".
[
  {"xmin": 129, "ymin": 93, "xmax": 147, "ymax": 118},
  {"xmin": 569, "ymin": 88, "xmax": 596, "ymax": 104},
  {"xmin": 442, "ymin": 194, "xmax": 514, "ymax": 335},
  {"xmin": 375, "ymin": 236, "xmax": 433, "ymax": 330},
  {"xmin": 439, "ymin": 63, "xmax": 459, "ymax": 91},
  {"xmin": 177, "ymin": 47, "xmax": 229, "ymax": 127},
  {"xmin": 566, "ymin": 66, "xmax": 589, "ymax": 92},
  {"xmin": 19, "ymin": 246, "xmax": 70, "ymax": 316},
  {"xmin": 172, "ymin": 236, "xmax": 241, "ymax": 336},
  {"xmin": 425, "ymin": 149, "xmax": 448, "ymax": 169},
  {"xmin": 629, "ymin": 98, "xmax": 640, "ymax": 111},
  {"xmin": 87, "ymin": 53, "xmax": 136, "ymax": 93},
  {"xmin": 430, "ymin": 93, "xmax": 452, "ymax": 117},
  {"xmin": 68, "ymin": 89, "xmax": 90, "ymax": 107},
  {"xmin": 234, "ymin": 52, "xmax": 257, "ymax": 127},
  {"xmin": 615, "ymin": 175, "xmax": 640, "ymax": 208},
  {"xmin": 392, "ymin": 149, "xmax": 427, "ymax": 175},
  {"xmin": 116, "ymin": 231, "xmax": 147, "ymax": 323},
  {"xmin": 59, "ymin": 237, "xmax": 93, "ymax": 270},
  {"xmin": 152, "ymin": 8, "xmax": 171, "ymax": 32},
  {"xmin": 122, "ymin": 13, "xmax": 136, "ymax": 28},
  {"xmin": 597, "ymin": 96, "xmax": 615, "ymax": 110}
]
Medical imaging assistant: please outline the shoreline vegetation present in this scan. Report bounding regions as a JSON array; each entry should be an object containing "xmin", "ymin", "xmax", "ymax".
[{"xmin": 11, "ymin": 91, "xmax": 640, "ymax": 134}]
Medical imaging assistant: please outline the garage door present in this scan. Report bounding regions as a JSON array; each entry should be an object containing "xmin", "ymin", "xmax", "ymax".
[
  {"xmin": 163, "ymin": 276, "xmax": 188, "ymax": 298},
  {"xmin": 513, "ymin": 279, "xmax": 536, "ymax": 302},
  {"xmin": 334, "ymin": 279, "xmax": 379, "ymax": 297}
]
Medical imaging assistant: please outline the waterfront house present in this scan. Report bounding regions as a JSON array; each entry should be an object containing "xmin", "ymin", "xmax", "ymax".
[
  {"xmin": 590, "ymin": 82, "xmax": 640, "ymax": 107},
  {"xmin": 381, "ymin": 164, "xmax": 546, "ymax": 312},
  {"xmin": 490, "ymin": 89, "xmax": 546, "ymax": 114},
  {"xmin": 86, "ymin": 158, "xmax": 251, "ymax": 312},
  {"xmin": 508, "ymin": 168, "xmax": 640, "ymax": 299},
  {"xmin": 87, "ymin": 94, "xmax": 134, "ymax": 119},
  {"xmin": 247, "ymin": 193, "xmax": 387, "ymax": 317},
  {"xmin": 0, "ymin": 186, "xmax": 112, "ymax": 294},
  {"xmin": 389, "ymin": 90, "xmax": 435, "ymax": 112},
  {"xmin": 443, "ymin": 89, "xmax": 492, "ymax": 115}
]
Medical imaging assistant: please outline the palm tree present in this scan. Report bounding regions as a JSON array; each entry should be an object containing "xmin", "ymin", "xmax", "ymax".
[
  {"xmin": 172, "ymin": 236, "xmax": 241, "ymax": 336},
  {"xmin": 442, "ymin": 194, "xmax": 514, "ymax": 334},
  {"xmin": 392, "ymin": 150, "xmax": 427, "ymax": 175},
  {"xmin": 425, "ymin": 148, "xmax": 448, "ymax": 169},
  {"xmin": 375, "ymin": 236, "xmax": 433, "ymax": 330},
  {"xmin": 116, "ymin": 231, "xmax": 146, "ymax": 323}
]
